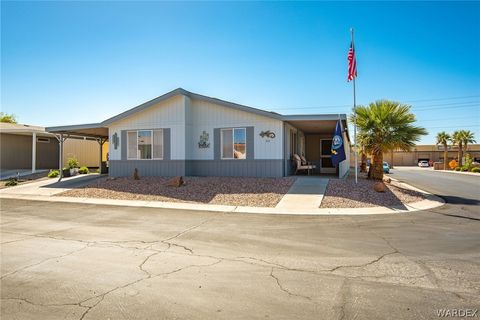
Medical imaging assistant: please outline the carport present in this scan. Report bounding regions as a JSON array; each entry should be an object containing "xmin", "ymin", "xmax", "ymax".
[
  {"xmin": 46, "ymin": 123, "xmax": 109, "ymax": 180},
  {"xmin": 283, "ymin": 115, "xmax": 351, "ymax": 178}
]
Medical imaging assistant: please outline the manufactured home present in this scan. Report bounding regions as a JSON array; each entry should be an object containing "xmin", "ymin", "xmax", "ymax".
[{"xmin": 47, "ymin": 88, "xmax": 350, "ymax": 178}]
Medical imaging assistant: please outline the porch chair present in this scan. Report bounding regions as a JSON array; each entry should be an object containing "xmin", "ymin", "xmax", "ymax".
[{"xmin": 293, "ymin": 154, "xmax": 316, "ymax": 175}]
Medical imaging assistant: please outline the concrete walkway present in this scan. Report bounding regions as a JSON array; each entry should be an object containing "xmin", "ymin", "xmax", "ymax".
[
  {"xmin": 275, "ymin": 177, "xmax": 328, "ymax": 210},
  {"xmin": 0, "ymin": 174, "xmax": 104, "ymax": 196}
]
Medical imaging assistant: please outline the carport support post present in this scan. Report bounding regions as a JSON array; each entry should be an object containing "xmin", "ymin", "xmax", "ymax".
[
  {"xmin": 32, "ymin": 132, "xmax": 36, "ymax": 173},
  {"xmin": 55, "ymin": 134, "xmax": 69, "ymax": 182},
  {"xmin": 58, "ymin": 134, "xmax": 64, "ymax": 181},
  {"xmin": 96, "ymin": 138, "xmax": 107, "ymax": 173}
]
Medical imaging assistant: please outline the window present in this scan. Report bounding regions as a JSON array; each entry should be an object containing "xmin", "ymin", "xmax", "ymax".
[
  {"xmin": 37, "ymin": 137, "xmax": 50, "ymax": 143},
  {"xmin": 221, "ymin": 128, "xmax": 246, "ymax": 159},
  {"xmin": 127, "ymin": 129, "xmax": 164, "ymax": 160}
]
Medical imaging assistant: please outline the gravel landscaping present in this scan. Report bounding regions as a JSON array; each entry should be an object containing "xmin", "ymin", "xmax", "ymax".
[
  {"xmin": 320, "ymin": 173, "xmax": 426, "ymax": 208},
  {"xmin": 58, "ymin": 176, "xmax": 296, "ymax": 207}
]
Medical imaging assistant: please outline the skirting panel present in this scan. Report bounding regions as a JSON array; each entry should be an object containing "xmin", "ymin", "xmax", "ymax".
[
  {"xmin": 186, "ymin": 160, "xmax": 284, "ymax": 178},
  {"xmin": 109, "ymin": 160, "xmax": 186, "ymax": 177},
  {"xmin": 109, "ymin": 159, "xmax": 284, "ymax": 178}
]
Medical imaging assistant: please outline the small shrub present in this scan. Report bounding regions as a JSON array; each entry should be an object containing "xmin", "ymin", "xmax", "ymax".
[
  {"xmin": 5, "ymin": 178, "xmax": 18, "ymax": 186},
  {"xmin": 67, "ymin": 157, "xmax": 79, "ymax": 169},
  {"xmin": 48, "ymin": 170, "xmax": 59, "ymax": 178},
  {"xmin": 460, "ymin": 167, "xmax": 469, "ymax": 172},
  {"xmin": 471, "ymin": 167, "xmax": 480, "ymax": 173},
  {"xmin": 78, "ymin": 166, "xmax": 89, "ymax": 174},
  {"xmin": 463, "ymin": 153, "xmax": 473, "ymax": 171},
  {"xmin": 448, "ymin": 159, "xmax": 458, "ymax": 169},
  {"xmin": 454, "ymin": 167, "xmax": 461, "ymax": 171}
]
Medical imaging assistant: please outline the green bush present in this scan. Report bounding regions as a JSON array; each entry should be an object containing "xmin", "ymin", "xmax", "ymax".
[
  {"xmin": 460, "ymin": 167, "xmax": 469, "ymax": 172},
  {"xmin": 67, "ymin": 157, "xmax": 79, "ymax": 169},
  {"xmin": 454, "ymin": 167, "xmax": 461, "ymax": 171},
  {"xmin": 48, "ymin": 170, "xmax": 59, "ymax": 178},
  {"xmin": 5, "ymin": 178, "xmax": 18, "ymax": 187},
  {"xmin": 471, "ymin": 167, "xmax": 480, "ymax": 173},
  {"xmin": 78, "ymin": 166, "xmax": 89, "ymax": 174}
]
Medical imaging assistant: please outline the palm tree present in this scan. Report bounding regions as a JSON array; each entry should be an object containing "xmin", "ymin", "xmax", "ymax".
[
  {"xmin": 452, "ymin": 131, "xmax": 464, "ymax": 166},
  {"xmin": 353, "ymin": 100, "xmax": 427, "ymax": 180},
  {"xmin": 436, "ymin": 131, "xmax": 451, "ymax": 170},
  {"xmin": 460, "ymin": 130, "xmax": 476, "ymax": 155}
]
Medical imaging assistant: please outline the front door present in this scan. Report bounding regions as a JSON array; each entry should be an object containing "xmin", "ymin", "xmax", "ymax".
[{"xmin": 320, "ymin": 139, "xmax": 336, "ymax": 173}]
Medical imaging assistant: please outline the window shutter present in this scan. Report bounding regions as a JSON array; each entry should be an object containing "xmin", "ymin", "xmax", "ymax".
[
  {"xmin": 246, "ymin": 126, "xmax": 254, "ymax": 160},
  {"xmin": 214, "ymin": 128, "xmax": 220, "ymax": 160},
  {"xmin": 163, "ymin": 128, "xmax": 171, "ymax": 160},
  {"xmin": 121, "ymin": 131, "xmax": 127, "ymax": 160}
]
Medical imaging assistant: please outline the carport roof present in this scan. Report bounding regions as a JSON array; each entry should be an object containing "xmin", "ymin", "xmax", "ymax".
[{"xmin": 46, "ymin": 123, "xmax": 109, "ymax": 139}]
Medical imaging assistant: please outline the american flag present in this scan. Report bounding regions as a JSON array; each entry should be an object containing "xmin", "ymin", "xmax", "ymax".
[{"xmin": 347, "ymin": 42, "xmax": 357, "ymax": 81}]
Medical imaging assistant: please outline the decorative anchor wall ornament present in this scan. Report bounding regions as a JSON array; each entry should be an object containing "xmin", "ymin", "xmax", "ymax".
[
  {"xmin": 112, "ymin": 132, "xmax": 119, "ymax": 150},
  {"xmin": 198, "ymin": 131, "xmax": 210, "ymax": 148},
  {"xmin": 259, "ymin": 130, "xmax": 276, "ymax": 139}
]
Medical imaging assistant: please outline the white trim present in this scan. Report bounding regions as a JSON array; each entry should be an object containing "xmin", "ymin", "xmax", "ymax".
[
  {"xmin": 127, "ymin": 129, "xmax": 164, "ymax": 160},
  {"xmin": 220, "ymin": 127, "xmax": 247, "ymax": 160}
]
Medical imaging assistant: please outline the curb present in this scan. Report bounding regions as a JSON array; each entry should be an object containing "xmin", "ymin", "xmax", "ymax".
[{"xmin": 0, "ymin": 180, "xmax": 445, "ymax": 216}]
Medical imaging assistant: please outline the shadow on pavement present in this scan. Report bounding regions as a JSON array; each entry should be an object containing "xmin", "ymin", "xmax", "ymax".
[{"xmin": 41, "ymin": 174, "xmax": 106, "ymax": 189}]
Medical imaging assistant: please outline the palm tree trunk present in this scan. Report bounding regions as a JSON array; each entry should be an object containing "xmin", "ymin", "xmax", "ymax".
[
  {"xmin": 443, "ymin": 145, "xmax": 448, "ymax": 170},
  {"xmin": 458, "ymin": 142, "xmax": 463, "ymax": 167},
  {"xmin": 390, "ymin": 150, "xmax": 394, "ymax": 169},
  {"xmin": 371, "ymin": 152, "xmax": 384, "ymax": 180},
  {"xmin": 360, "ymin": 153, "xmax": 367, "ymax": 173},
  {"xmin": 367, "ymin": 157, "xmax": 373, "ymax": 179}
]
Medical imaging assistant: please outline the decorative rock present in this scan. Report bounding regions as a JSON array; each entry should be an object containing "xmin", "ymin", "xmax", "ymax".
[
  {"xmin": 373, "ymin": 181, "xmax": 386, "ymax": 192},
  {"xmin": 383, "ymin": 177, "xmax": 391, "ymax": 184},
  {"xmin": 133, "ymin": 168, "xmax": 140, "ymax": 180},
  {"xmin": 168, "ymin": 176, "xmax": 184, "ymax": 187}
]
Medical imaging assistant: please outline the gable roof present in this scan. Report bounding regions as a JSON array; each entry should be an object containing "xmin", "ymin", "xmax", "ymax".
[{"xmin": 101, "ymin": 88, "xmax": 284, "ymax": 125}]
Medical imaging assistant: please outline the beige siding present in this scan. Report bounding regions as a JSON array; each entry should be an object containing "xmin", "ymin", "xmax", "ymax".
[
  {"xmin": 189, "ymin": 99, "xmax": 284, "ymax": 160},
  {"xmin": 62, "ymin": 139, "xmax": 108, "ymax": 167},
  {"xmin": 1, "ymin": 133, "xmax": 58, "ymax": 169},
  {"xmin": 108, "ymin": 95, "xmax": 186, "ymax": 160}
]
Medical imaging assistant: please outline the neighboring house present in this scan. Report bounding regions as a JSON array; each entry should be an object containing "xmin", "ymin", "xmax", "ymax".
[
  {"xmin": 383, "ymin": 144, "xmax": 480, "ymax": 166},
  {"xmin": 0, "ymin": 123, "xmax": 106, "ymax": 174},
  {"xmin": 46, "ymin": 88, "xmax": 350, "ymax": 178}
]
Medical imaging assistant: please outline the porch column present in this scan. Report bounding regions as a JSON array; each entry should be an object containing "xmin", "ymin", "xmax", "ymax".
[{"xmin": 32, "ymin": 132, "xmax": 36, "ymax": 173}]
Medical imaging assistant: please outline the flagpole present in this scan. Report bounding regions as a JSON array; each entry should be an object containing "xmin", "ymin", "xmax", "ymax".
[{"xmin": 351, "ymin": 28, "xmax": 358, "ymax": 184}]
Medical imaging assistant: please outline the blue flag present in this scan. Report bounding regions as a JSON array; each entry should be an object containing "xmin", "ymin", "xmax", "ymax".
[{"xmin": 331, "ymin": 120, "xmax": 346, "ymax": 167}]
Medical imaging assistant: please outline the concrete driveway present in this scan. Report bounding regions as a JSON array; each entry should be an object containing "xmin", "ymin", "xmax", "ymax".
[{"xmin": 1, "ymin": 197, "xmax": 479, "ymax": 320}]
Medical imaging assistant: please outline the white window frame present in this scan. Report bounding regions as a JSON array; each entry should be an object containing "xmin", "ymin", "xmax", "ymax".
[
  {"xmin": 127, "ymin": 129, "xmax": 164, "ymax": 160},
  {"xmin": 220, "ymin": 127, "xmax": 247, "ymax": 160}
]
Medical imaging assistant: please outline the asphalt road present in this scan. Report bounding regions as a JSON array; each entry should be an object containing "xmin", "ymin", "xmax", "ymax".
[
  {"xmin": 1, "ymin": 193, "xmax": 479, "ymax": 319},
  {"xmin": 388, "ymin": 167, "xmax": 479, "ymax": 219}
]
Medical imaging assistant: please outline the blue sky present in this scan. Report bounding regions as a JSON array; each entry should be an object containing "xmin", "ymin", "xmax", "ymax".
[{"xmin": 1, "ymin": 1, "xmax": 479, "ymax": 144}]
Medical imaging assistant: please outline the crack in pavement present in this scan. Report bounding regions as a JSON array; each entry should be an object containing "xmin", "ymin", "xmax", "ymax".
[
  {"xmin": 336, "ymin": 278, "xmax": 349, "ymax": 320},
  {"xmin": 1, "ymin": 244, "xmax": 91, "ymax": 279},
  {"xmin": 75, "ymin": 258, "xmax": 223, "ymax": 320},
  {"xmin": 269, "ymin": 268, "xmax": 312, "ymax": 301},
  {"xmin": 327, "ymin": 250, "xmax": 399, "ymax": 273}
]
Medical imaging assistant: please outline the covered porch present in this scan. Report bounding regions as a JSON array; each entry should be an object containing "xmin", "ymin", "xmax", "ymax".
[{"xmin": 283, "ymin": 115, "xmax": 350, "ymax": 178}]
